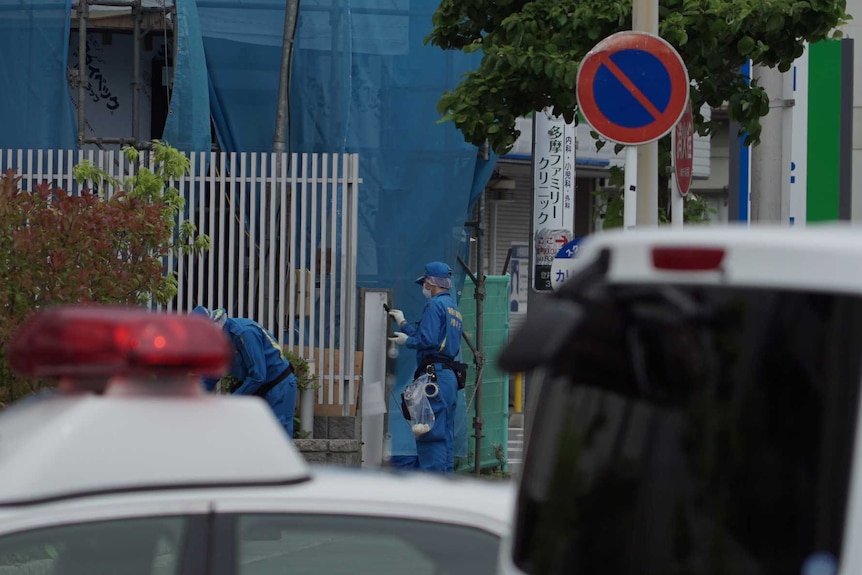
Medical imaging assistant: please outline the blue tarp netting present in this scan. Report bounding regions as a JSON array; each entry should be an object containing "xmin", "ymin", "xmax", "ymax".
[
  {"xmin": 287, "ymin": 1, "xmax": 495, "ymax": 457},
  {"xmin": 197, "ymin": 0, "xmax": 495, "ymax": 456},
  {"xmin": 163, "ymin": 0, "xmax": 211, "ymax": 151},
  {"xmin": 0, "ymin": 0, "xmax": 76, "ymax": 149},
  {"xmin": 198, "ymin": 0, "xmax": 286, "ymax": 152}
]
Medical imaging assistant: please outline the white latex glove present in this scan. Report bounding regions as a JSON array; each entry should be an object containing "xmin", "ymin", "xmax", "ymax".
[
  {"xmin": 388, "ymin": 331, "xmax": 408, "ymax": 345},
  {"xmin": 388, "ymin": 309, "xmax": 406, "ymax": 326}
]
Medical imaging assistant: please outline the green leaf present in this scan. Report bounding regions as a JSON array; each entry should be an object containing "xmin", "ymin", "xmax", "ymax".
[
  {"xmin": 426, "ymin": 0, "xmax": 848, "ymax": 167},
  {"xmin": 464, "ymin": 40, "xmax": 483, "ymax": 54}
]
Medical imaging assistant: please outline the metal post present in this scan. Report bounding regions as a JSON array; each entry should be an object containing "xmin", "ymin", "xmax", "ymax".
[
  {"xmin": 271, "ymin": 0, "xmax": 300, "ymax": 326},
  {"xmin": 671, "ymin": 127, "xmax": 683, "ymax": 228},
  {"xmin": 513, "ymin": 372, "xmax": 523, "ymax": 413},
  {"xmin": 473, "ymin": 191, "xmax": 486, "ymax": 475},
  {"xmin": 670, "ymin": 181, "xmax": 685, "ymax": 229},
  {"xmin": 132, "ymin": 0, "xmax": 142, "ymax": 146},
  {"xmin": 273, "ymin": 0, "xmax": 300, "ymax": 154},
  {"xmin": 524, "ymin": 112, "xmax": 547, "ymax": 451},
  {"xmin": 633, "ymin": 0, "xmax": 659, "ymax": 226},
  {"xmin": 782, "ymin": 67, "xmax": 796, "ymax": 223},
  {"xmin": 671, "ymin": 176, "xmax": 684, "ymax": 228},
  {"xmin": 624, "ymin": 146, "xmax": 637, "ymax": 229},
  {"xmin": 77, "ymin": 0, "xmax": 88, "ymax": 147}
]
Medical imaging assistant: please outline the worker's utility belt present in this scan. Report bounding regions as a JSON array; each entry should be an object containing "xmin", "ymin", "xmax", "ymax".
[
  {"xmin": 414, "ymin": 356, "xmax": 468, "ymax": 390},
  {"xmin": 253, "ymin": 364, "xmax": 295, "ymax": 398}
]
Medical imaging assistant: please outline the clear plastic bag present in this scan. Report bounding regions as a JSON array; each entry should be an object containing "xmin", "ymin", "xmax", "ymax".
[{"xmin": 401, "ymin": 373, "xmax": 437, "ymax": 437}]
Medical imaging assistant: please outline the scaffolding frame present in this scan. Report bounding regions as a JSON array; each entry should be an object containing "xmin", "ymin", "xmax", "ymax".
[{"xmin": 71, "ymin": 0, "xmax": 177, "ymax": 149}]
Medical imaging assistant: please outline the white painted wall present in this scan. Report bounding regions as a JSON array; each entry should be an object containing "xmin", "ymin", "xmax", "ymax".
[{"xmin": 842, "ymin": 0, "xmax": 862, "ymax": 220}]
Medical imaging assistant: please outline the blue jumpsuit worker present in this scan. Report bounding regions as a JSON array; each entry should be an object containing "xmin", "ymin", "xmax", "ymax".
[
  {"xmin": 192, "ymin": 306, "xmax": 298, "ymax": 438},
  {"xmin": 388, "ymin": 262, "xmax": 463, "ymax": 472}
]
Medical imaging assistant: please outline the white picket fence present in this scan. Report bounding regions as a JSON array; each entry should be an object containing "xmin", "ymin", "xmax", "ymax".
[{"xmin": 1, "ymin": 149, "xmax": 361, "ymax": 410}]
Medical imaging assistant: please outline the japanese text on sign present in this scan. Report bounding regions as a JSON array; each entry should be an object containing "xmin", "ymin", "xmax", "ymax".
[{"xmin": 532, "ymin": 110, "xmax": 576, "ymax": 291}]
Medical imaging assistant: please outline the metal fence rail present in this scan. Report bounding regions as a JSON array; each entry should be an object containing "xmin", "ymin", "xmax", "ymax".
[{"xmin": 1, "ymin": 149, "xmax": 361, "ymax": 410}]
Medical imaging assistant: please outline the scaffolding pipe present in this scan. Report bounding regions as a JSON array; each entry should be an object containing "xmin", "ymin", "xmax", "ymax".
[
  {"xmin": 132, "ymin": 0, "xmax": 141, "ymax": 145},
  {"xmin": 473, "ymin": 192, "xmax": 486, "ymax": 475},
  {"xmin": 272, "ymin": 0, "xmax": 300, "ymax": 154},
  {"xmin": 73, "ymin": 3, "xmax": 174, "ymax": 10},
  {"xmin": 81, "ymin": 137, "xmax": 137, "ymax": 145},
  {"xmin": 77, "ymin": 0, "xmax": 88, "ymax": 146},
  {"xmin": 74, "ymin": 0, "xmax": 138, "ymax": 6}
]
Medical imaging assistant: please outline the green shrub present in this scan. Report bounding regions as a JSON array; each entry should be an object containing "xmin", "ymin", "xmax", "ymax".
[{"xmin": 0, "ymin": 142, "xmax": 208, "ymax": 403}]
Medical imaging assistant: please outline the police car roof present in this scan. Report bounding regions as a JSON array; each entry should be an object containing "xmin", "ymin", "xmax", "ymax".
[
  {"xmin": 0, "ymin": 391, "xmax": 310, "ymax": 506},
  {"xmin": 292, "ymin": 466, "xmax": 516, "ymax": 526},
  {"xmin": 0, "ymin": 465, "xmax": 516, "ymax": 538},
  {"xmin": 570, "ymin": 223, "xmax": 862, "ymax": 295}
]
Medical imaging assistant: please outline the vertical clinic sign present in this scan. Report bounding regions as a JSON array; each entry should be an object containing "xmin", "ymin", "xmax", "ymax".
[{"xmin": 531, "ymin": 110, "xmax": 576, "ymax": 292}]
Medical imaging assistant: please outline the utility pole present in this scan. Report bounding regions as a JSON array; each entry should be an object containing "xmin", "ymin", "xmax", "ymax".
[
  {"xmin": 273, "ymin": 0, "xmax": 300, "ymax": 154},
  {"xmin": 750, "ymin": 65, "xmax": 793, "ymax": 223},
  {"xmin": 633, "ymin": 0, "xmax": 659, "ymax": 226},
  {"xmin": 276, "ymin": 0, "xmax": 304, "ymax": 424}
]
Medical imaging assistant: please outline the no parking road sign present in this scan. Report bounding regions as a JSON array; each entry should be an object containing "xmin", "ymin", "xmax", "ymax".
[{"xmin": 577, "ymin": 31, "xmax": 690, "ymax": 146}]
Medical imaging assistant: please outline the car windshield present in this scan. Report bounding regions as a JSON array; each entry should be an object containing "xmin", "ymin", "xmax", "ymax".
[{"xmin": 514, "ymin": 285, "xmax": 862, "ymax": 575}]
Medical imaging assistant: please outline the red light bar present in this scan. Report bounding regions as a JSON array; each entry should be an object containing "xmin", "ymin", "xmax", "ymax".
[
  {"xmin": 651, "ymin": 247, "xmax": 725, "ymax": 271},
  {"xmin": 8, "ymin": 305, "xmax": 231, "ymax": 379}
]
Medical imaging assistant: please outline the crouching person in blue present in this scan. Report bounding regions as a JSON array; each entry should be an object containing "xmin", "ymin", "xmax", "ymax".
[
  {"xmin": 388, "ymin": 262, "xmax": 464, "ymax": 472},
  {"xmin": 192, "ymin": 306, "xmax": 298, "ymax": 438}
]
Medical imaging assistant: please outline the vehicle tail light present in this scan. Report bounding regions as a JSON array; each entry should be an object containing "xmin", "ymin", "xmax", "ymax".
[
  {"xmin": 8, "ymin": 305, "xmax": 231, "ymax": 379},
  {"xmin": 651, "ymin": 247, "xmax": 725, "ymax": 271}
]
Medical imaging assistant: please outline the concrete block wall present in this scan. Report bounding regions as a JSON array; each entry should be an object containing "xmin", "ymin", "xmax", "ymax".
[{"xmin": 294, "ymin": 415, "xmax": 362, "ymax": 467}]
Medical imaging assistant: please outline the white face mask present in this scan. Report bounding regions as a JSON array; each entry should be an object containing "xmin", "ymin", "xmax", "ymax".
[{"xmin": 422, "ymin": 286, "xmax": 432, "ymax": 299}]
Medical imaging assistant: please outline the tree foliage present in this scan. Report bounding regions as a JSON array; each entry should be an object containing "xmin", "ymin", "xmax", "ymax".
[
  {"xmin": 596, "ymin": 166, "xmax": 717, "ymax": 228},
  {"xmin": 427, "ymin": 0, "xmax": 848, "ymax": 154},
  {"xmin": 0, "ymin": 142, "xmax": 209, "ymax": 404}
]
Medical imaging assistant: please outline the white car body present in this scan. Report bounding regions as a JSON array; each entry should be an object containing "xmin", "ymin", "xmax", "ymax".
[
  {"xmin": 0, "ymin": 379, "xmax": 512, "ymax": 575},
  {"xmin": 498, "ymin": 224, "xmax": 862, "ymax": 575}
]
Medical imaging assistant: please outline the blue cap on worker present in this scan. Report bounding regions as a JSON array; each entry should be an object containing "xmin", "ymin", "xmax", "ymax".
[
  {"xmin": 191, "ymin": 305, "xmax": 228, "ymax": 327},
  {"xmin": 414, "ymin": 261, "xmax": 453, "ymax": 289}
]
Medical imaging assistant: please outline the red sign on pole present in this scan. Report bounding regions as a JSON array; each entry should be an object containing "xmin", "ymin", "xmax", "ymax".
[
  {"xmin": 576, "ymin": 31, "xmax": 690, "ymax": 146},
  {"xmin": 673, "ymin": 102, "xmax": 694, "ymax": 197}
]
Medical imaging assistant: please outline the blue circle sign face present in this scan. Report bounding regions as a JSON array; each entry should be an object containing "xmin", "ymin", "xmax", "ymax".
[{"xmin": 577, "ymin": 32, "xmax": 689, "ymax": 145}]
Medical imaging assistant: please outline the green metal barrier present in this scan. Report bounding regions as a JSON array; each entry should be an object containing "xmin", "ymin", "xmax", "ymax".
[{"xmin": 458, "ymin": 275, "xmax": 510, "ymax": 472}]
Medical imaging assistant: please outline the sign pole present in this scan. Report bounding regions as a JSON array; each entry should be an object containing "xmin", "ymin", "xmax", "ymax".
[
  {"xmin": 634, "ymin": 0, "xmax": 660, "ymax": 227},
  {"xmin": 624, "ymin": 146, "xmax": 638, "ymax": 230},
  {"xmin": 671, "ymin": 125, "xmax": 683, "ymax": 229}
]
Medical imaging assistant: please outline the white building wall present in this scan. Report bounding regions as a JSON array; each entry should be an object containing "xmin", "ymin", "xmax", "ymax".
[{"xmin": 842, "ymin": 1, "xmax": 862, "ymax": 220}]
